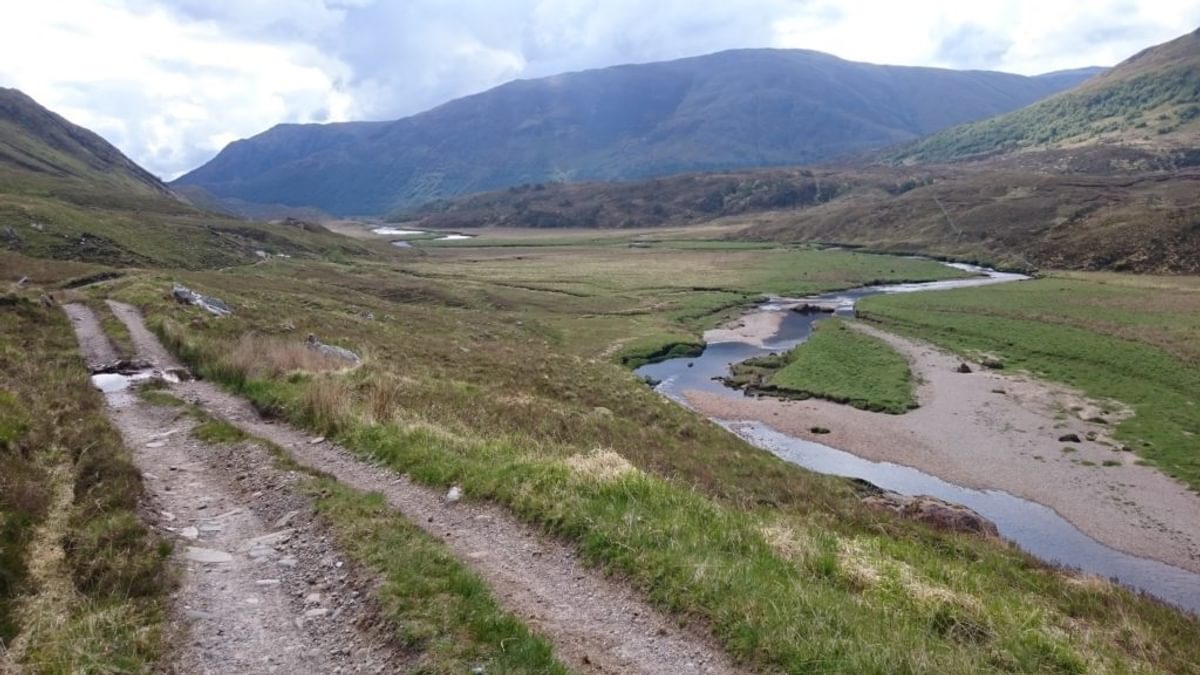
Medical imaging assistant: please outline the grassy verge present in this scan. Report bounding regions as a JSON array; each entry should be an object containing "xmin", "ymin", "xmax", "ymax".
[
  {"xmin": 727, "ymin": 318, "xmax": 917, "ymax": 414},
  {"xmin": 101, "ymin": 257, "xmax": 1200, "ymax": 673},
  {"xmin": 0, "ymin": 295, "xmax": 169, "ymax": 672},
  {"xmin": 858, "ymin": 273, "xmax": 1200, "ymax": 489},
  {"xmin": 171, "ymin": 407, "xmax": 569, "ymax": 674}
]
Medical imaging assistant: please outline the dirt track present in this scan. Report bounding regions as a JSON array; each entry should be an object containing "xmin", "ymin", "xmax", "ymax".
[{"xmin": 71, "ymin": 300, "xmax": 741, "ymax": 675}]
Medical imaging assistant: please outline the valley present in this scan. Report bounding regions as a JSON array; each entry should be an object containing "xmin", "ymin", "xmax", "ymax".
[{"xmin": 3, "ymin": 15, "xmax": 1200, "ymax": 675}]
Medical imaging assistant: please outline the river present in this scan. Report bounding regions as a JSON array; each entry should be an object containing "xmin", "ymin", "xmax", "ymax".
[{"xmin": 636, "ymin": 263, "xmax": 1200, "ymax": 614}]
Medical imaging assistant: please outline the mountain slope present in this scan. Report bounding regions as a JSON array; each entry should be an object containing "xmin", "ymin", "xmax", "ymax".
[
  {"xmin": 175, "ymin": 49, "xmax": 1097, "ymax": 215},
  {"xmin": 0, "ymin": 89, "xmax": 367, "ymax": 269},
  {"xmin": 0, "ymin": 87, "xmax": 170, "ymax": 196},
  {"xmin": 895, "ymin": 28, "xmax": 1200, "ymax": 163}
]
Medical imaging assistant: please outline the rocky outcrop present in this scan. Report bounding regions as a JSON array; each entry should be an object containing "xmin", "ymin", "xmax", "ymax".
[
  {"xmin": 172, "ymin": 284, "xmax": 232, "ymax": 317},
  {"xmin": 863, "ymin": 491, "xmax": 1000, "ymax": 537},
  {"xmin": 305, "ymin": 334, "xmax": 361, "ymax": 364}
]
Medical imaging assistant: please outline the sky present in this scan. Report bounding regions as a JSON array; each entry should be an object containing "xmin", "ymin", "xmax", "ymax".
[{"xmin": 2, "ymin": 1, "xmax": 1197, "ymax": 180}]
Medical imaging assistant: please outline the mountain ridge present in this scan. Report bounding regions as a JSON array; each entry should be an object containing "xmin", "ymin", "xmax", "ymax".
[{"xmin": 175, "ymin": 48, "xmax": 1100, "ymax": 215}]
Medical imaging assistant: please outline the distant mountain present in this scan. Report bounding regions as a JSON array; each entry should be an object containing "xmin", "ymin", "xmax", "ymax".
[
  {"xmin": 174, "ymin": 50, "xmax": 1098, "ymax": 215},
  {"xmin": 895, "ymin": 29, "xmax": 1200, "ymax": 163},
  {"xmin": 0, "ymin": 88, "xmax": 365, "ymax": 268}
]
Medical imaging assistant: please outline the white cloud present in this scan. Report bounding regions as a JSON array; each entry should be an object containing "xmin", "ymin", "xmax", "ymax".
[
  {"xmin": 0, "ymin": 1, "xmax": 352, "ymax": 178},
  {"xmin": 2, "ymin": 0, "xmax": 1197, "ymax": 179}
]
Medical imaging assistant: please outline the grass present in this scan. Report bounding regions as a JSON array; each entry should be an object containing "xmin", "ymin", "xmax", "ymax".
[
  {"xmin": 312, "ymin": 482, "xmax": 569, "ymax": 674},
  {"xmin": 858, "ymin": 272, "xmax": 1200, "ymax": 489},
  {"xmin": 89, "ymin": 249, "xmax": 1200, "ymax": 673},
  {"xmin": 391, "ymin": 244, "xmax": 970, "ymax": 360},
  {"xmin": 727, "ymin": 318, "xmax": 917, "ymax": 413},
  {"xmin": 0, "ymin": 295, "xmax": 169, "ymax": 672}
]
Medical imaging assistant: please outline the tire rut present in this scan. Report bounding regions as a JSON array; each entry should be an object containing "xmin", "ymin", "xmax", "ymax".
[
  {"xmin": 104, "ymin": 300, "xmax": 743, "ymax": 675},
  {"xmin": 66, "ymin": 303, "xmax": 405, "ymax": 675}
]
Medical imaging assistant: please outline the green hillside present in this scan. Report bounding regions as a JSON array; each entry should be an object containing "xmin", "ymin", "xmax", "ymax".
[
  {"xmin": 0, "ymin": 89, "xmax": 368, "ymax": 269},
  {"xmin": 896, "ymin": 28, "xmax": 1200, "ymax": 162}
]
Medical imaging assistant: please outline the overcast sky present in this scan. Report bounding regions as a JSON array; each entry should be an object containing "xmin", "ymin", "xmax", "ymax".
[{"xmin": 3, "ymin": 1, "xmax": 1197, "ymax": 179}]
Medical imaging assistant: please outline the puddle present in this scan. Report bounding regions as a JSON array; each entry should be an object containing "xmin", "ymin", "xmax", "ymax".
[
  {"xmin": 436, "ymin": 234, "xmax": 474, "ymax": 241},
  {"xmin": 391, "ymin": 240, "xmax": 413, "ymax": 248},
  {"xmin": 90, "ymin": 368, "xmax": 183, "ymax": 393}
]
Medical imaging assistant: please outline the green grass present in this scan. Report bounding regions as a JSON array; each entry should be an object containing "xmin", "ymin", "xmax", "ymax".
[
  {"xmin": 858, "ymin": 273, "xmax": 1200, "ymax": 489},
  {"xmin": 90, "ymin": 252, "xmax": 1200, "ymax": 674},
  {"xmin": 138, "ymin": 389, "xmax": 186, "ymax": 408},
  {"xmin": 312, "ymin": 481, "xmax": 568, "ymax": 674},
  {"xmin": 190, "ymin": 418, "xmax": 247, "ymax": 444},
  {"xmin": 0, "ymin": 295, "xmax": 169, "ymax": 672},
  {"xmin": 729, "ymin": 318, "xmax": 917, "ymax": 413}
]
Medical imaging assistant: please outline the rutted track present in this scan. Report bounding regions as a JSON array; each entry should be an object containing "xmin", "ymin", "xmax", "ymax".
[
  {"xmin": 65, "ymin": 303, "xmax": 404, "ymax": 674},
  {"xmin": 102, "ymin": 300, "xmax": 743, "ymax": 675}
]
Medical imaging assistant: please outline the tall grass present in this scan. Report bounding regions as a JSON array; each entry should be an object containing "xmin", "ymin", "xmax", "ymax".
[{"xmin": 0, "ymin": 296, "xmax": 169, "ymax": 672}]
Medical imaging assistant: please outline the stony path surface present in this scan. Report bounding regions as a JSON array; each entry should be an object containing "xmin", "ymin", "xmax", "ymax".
[
  {"xmin": 67, "ymin": 304, "xmax": 403, "ymax": 674},
  {"xmin": 102, "ymin": 300, "xmax": 743, "ymax": 675}
]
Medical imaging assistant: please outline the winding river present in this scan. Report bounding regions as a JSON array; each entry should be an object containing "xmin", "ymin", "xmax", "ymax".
[{"xmin": 636, "ymin": 264, "xmax": 1200, "ymax": 614}]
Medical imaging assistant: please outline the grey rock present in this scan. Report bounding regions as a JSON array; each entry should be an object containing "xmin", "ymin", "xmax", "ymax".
[
  {"xmin": 305, "ymin": 334, "xmax": 360, "ymax": 364},
  {"xmin": 185, "ymin": 546, "xmax": 234, "ymax": 564},
  {"xmin": 172, "ymin": 283, "xmax": 232, "ymax": 317}
]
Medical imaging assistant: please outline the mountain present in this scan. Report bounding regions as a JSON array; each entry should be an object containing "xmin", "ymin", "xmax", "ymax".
[
  {"xmin": 0, "ymin": 88, "xmax": 366, "ymax": 268},
  {"xmin": 174, "ymin": 50, "xmax": 1099, "ymax": 215},
  {"xmin": 0, "ymin": 87, "xmax": 170, "ymax": 197},
  {"xmin": 895, "ymin": 28, "xmax": 1200, "ymax": 163}
]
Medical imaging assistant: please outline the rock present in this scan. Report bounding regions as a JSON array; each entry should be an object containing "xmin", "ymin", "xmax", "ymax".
[
  {"xmin": 309, "ymin": 437, "xmax": 325, "ymax": 445},
  {"xmin": 809, "ymin": 426, "xmax": 831, "ymax": 435},
  {"xmin": 1058, "ymin": 433, "xmax": 1082, "ymax": 443},
  {"xmin": 273, "ymin": 510, "xmax": 300, "ymax": 528},
  {"xmin": 446, "ymin": 486, "xmax": 463, "ymax": 503},
  {"xmin": 863, "ymin": 493, "xmax": 999, "ymax": 537},
  {"xmin": 304, "ymin": 608, "xmax": 329, "ymax": 619},
  {"xmin": 956, "ymin": 362, "xmax": 973, "ymax": 373},
  {"xmin": 791, "ymin": 303, "xmax": 836, "ymax": 315},
  {"xmin": 180, "ymin": 526, "xmax": 200, "ymax": 540},
  {"xmin": 171, "ymin": 284, "xmax": 232, "ymax": 317},
  {"xmin": 15, "ymin": 276, "xmax": 29, "ymax": 287},
  {"xmin": 184, "ymin": 546, "xmax": 233, "ymax": 563},
  {"xmin": 240, "ymin": 529, "xmax": 295, "ymax": 552},
  {"xmin": 305, "ymin": 334, "xmax": 361, "ymax": 364}
]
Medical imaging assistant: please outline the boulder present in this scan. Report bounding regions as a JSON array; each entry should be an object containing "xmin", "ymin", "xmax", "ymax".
[
  {"xmin": 792, "ymin": 303, "xmax": 837, "ymax": 315},
  {"xmin": 1058, "ymin": 433, "xmax": 1082, "ymax": 443},
  {"xmin": 305, "ymin": 334, "xmax": 361, "ymax": 364},
  {"xmin": 171, "ymin": 284, "xmax": 232, "ymax": 317},
  {"xmin": 956, "ymin": 362, "xmax": 973, "ymax": 373},
  {"xmin": 863, "ymin": 492, "xmax": 999, "ymax": 537}
]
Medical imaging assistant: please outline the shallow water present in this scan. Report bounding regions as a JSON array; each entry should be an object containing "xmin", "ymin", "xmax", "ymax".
[
  {"xmin": 90, "ymin": 369, "xmax": 180, "ymax": 394},
  {"xmin": 436, "ymin": 234, "xmax": 474, "ymax": 240},
  {"xmin": 637, "ymin": 264, "xmax": 1200, "ymax": 614},
  {"xmin": 372, "ymin": 227, "xmax": 426, "ymax": 236}
]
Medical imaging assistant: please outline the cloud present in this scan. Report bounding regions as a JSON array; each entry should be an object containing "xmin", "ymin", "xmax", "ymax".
[{"xmin": 2, "ymin": 0, "xmax": 1198, "ymax": 179}]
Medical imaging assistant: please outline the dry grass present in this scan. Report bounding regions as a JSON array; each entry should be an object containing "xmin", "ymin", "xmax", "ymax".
[
  {"xmin": 565, "ymin": 449, "xmax": 637, "ymax": 482},
  {"xmin": 300, "ymin": 376, "xmax": 356, "ymax": 435},
  {"xmin": 229, "ymin": 334, "xmax": 355, "ymax": 379}
]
